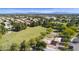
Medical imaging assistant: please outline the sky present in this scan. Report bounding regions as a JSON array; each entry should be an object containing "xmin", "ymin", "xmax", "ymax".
[{"xmin": 0, "ymin": 8, "xmax": 79, "ymax": 14}]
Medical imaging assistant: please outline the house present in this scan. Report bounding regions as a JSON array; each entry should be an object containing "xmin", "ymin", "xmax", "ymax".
[
  {"xmin": 54, "ymin": 37, "xmax": 62, "ymax": 43},
  {"xmin": 4, "ymin": 20, "xmax": 12, "ymax": 30}
]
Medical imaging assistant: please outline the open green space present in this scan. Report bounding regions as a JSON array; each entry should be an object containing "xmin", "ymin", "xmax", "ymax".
[{"xmin": 0, "ymin": 26, "xmax": 47, "ymax": 50}]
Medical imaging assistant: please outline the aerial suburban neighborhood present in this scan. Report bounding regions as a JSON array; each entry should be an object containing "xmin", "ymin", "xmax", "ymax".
[{"xmin": 0, "ymin": 8, "xmax": 79, "ymax": 51}]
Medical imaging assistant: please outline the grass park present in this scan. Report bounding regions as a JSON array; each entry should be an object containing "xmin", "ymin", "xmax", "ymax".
[{"xmin": 0, "ymin": 26, "xmax": 47, "ymax": 50}]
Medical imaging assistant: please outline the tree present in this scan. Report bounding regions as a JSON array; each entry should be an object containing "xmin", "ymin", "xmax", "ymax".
[
  {"xmin": 10, "ymin": 43, "xmax": 18, "ymax": 51},
  {"xmin": 12, "ymin": 22, "xmax": 27, "ymax": 31},
  {"xmin": 49, "ymin": 18, "xmax": 54, "ymax": 22},
  {"xmin": 12, "ymin": 22, "xmax": 20, "ymax": 31},
  {"xmin": 29, "ymin": 21, "xmax": 36, "ymax": 27},
  {"xmin": 46, "ymin": 27, "xmax": 52, "ymax": 34},
  {"xmin": 61, "ymin": 27, "xmax": 76, "ymax": 42},
  {"xmin": 29, "ymin": 39, "xmax": 36, "ymax": 47},
  {"xmin": 40, "ymin": 32, "xmax": 47, "ymax": 36},
  {"xmin": 20, "ymin": 40, "xmax": 26, "ymax": 51},
  {"xmin": 66, "ymin": 23, "xmax": 73, "ymax": 27},
  {"xmin": 70, "ymin": 26, "xmax": 77, "ymax": 32},
  {"xmin": 0, "ymin": 24, "xmax": 7, "ymax": 34},
  {"xmin": 19, "ymin": 23, "xmax": 27, "ymax": 30},
  {"xmin": 35, "ymin": 41, "xmax": 47, "ymax": 51},
  {"xmin": 77, "ymin": 34, "xmax": 79, "ymax": 38},
  {"xmin": 38, "ymin": 35, "xmax": 44, "ymax": 39},
  {"xmin": 42, "ymin": 19, "xmax": 49, "ymax": 27},
  {"xmin": 28, "ymin": 37, "xmax": 47, "ymax": 51}
]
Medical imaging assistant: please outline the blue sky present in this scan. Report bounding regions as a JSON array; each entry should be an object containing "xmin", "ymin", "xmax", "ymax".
[{"xmin": 0, "ymin": 8, "xmax": 79, "ymax": 14}]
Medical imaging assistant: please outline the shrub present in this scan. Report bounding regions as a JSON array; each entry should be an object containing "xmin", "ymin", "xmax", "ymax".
[
  {"xmin": 20, "ymin": 40, "xmax": 26, "ymax": 51},
  {"xmin": 29, "ymin": 39, "xmax": 36, "ymax": 47},
  {"xmin": 40, "ymin": 32, "xmax": 47, "ymax": 36},
  {"xmin": 0, "ymin": 24, "xmax": 7, "ymax": 34},
  {"xmin": 46, "ymin": 27, "xmax": 52, "ymax": 34},
  {"xmin": 35, "ymin": 41, "xmax": 47, "ymax": 51},
  {"xmin": 10, "ymin": 43, "xmax": 18, "ymax": 51}
]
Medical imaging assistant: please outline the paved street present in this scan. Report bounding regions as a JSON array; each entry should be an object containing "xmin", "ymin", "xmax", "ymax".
[{"xmin": 69, "ymin": 37, "xmax": 79, "ymax": 51}]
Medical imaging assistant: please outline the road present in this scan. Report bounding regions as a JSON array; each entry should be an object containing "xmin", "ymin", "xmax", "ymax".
[{"xmin": 69, "ymin": 37, "xmax": 79, "ymax": 51}]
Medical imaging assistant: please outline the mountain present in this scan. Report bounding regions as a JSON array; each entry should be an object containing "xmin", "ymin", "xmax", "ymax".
[
  {"xmin": 50, "ymin": 12, "xmax": 72, "ymax": 14},
  {"xmin": 0, "ymin": 11, "xmax": 78, "ymax": 14}
]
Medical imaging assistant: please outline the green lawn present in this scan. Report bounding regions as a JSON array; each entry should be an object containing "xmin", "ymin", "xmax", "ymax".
[{"xmin": 0, "ymin": 26, "xmax": 46, "ymax": 50}]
